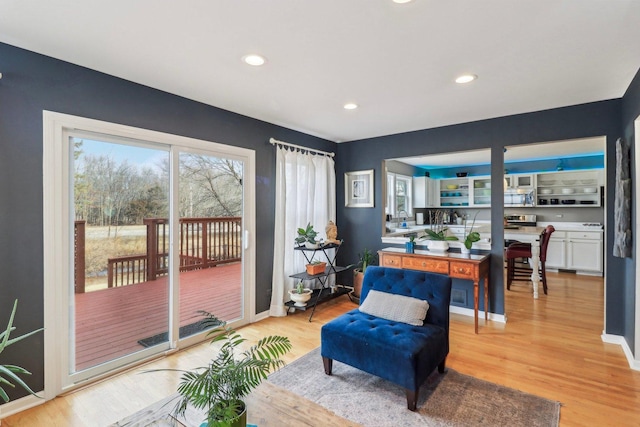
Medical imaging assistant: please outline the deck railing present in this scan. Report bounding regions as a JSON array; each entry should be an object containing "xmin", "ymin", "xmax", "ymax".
[{"xmin": 75, "ymin": 217, "xmax": 242, "ymax": 292}]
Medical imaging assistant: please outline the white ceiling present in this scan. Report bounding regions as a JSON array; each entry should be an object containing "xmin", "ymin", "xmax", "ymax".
[{"xmin": 1, "ymin": 1, "xmax": 639, "ymax": 143}]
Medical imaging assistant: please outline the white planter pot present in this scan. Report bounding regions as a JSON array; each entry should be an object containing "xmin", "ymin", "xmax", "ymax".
[
  {"xmin": 428, "ymin": 240, "xmax": 449, "ymax": 253},
  {"xmin": 461, "ymin": 246, "xmax": 471, "ymax": 254},
  {"xmin": 289, "ymin": 289, "xmax": 313, "ymax": 307}
]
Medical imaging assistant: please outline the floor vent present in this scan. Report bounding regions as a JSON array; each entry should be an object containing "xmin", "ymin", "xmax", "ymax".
[{"xmin": 451, "ymin": 288, "xmax": 467, "ymax": 306}]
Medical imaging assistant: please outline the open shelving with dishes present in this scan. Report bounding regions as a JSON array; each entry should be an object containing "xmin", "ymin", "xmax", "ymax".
[
  {"xmin": 439, "ymin": 178, "xmax": 470, "ymax": 207},
  {"xmin": 286, "ymin": 243, "xmax": 351, "ymax": 321},
  {"xmin": 536, "ymin": 170, "xmax": 603, "ymax": 207}
]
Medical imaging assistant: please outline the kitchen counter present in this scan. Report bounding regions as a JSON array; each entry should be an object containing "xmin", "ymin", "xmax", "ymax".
[{"xmin": 381, "ymin": 221, "xmax": 602, "ymax": 250}]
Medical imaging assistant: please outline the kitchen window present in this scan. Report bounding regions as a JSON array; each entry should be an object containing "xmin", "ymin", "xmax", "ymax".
[{"xmin": 386, "ymin": 172, "xmax": 413, "ymax": 217}]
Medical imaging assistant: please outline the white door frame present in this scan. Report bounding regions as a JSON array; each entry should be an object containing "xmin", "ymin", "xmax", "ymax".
[
  {"xmin": 635, "ymin": 118, "xmax": 640, "ymax": 365},
  {"xmin": 43, "ymin": 111, "xmax": 256, "ymax": 398}
]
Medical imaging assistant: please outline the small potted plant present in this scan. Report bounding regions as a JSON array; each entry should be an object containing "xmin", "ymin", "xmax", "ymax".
[
  {"xmin": 288, "ymin": 281, "xmax": 313, "ymax": 307},
  {"xmin": 462, "ymin": 211, "xmax": 481, "ymax": 254},
  {"xmin": 149, "ymin": 311, "xmax": 291, "ymax": 427},
  {"xmin": 295, "ymin": 223, "xmax": 322, "ymax": 249},
  {"xmin": 405, "ymin": 235, "xmax": 417, "ymax": 253},
  {"xmin": 305, "ymin": 260, "xmax": 327, "ymax": 275},
  {"xmin": 352, "ymin": 248, "xmax": 378, "ymax": 298},
  {"xmin": 1, "ymin": 300, "xmax": 44, "ymax": 403}
]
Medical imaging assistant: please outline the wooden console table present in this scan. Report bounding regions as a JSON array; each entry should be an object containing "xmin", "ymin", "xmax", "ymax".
[{"xmin": 378, "ymin": 248, "xmax": 491, "ymax": 334}]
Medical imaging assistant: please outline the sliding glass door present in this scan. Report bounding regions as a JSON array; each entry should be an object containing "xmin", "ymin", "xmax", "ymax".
[
  {"xmin": 176, "ymin": 151, "xmax": 245, "ymax": 340},
  {"xmin": 71, "ymin": 137, "xmax": 172, "ymax": 377},
  {"xmin": 43, "ymin": 112, "xmax": 255, "ymax": 392}
]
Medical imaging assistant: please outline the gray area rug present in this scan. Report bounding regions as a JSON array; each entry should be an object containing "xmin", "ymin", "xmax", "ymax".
[{"xmin": 268, "ymin": 347, "xmax": 560, "ymax": 427}]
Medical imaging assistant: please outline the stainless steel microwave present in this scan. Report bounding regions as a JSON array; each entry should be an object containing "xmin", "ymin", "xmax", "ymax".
[{"xmin": 504, "ymin": 189, "xmax": 535, "ymax": 207}]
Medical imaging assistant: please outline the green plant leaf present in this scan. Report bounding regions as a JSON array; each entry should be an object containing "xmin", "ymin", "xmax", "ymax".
[{"xmin": 0, "ymin": 300, "xmax": 44, "ymax": 402}]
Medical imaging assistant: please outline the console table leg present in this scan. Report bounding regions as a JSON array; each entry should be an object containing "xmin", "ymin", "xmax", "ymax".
[
  {"xmin": 474, "ymin": 279, "xmax": 479, "ymax": 334},
  {"xmin": 484, "ymin": 273, "xmax": 489, "ymax": 323}
]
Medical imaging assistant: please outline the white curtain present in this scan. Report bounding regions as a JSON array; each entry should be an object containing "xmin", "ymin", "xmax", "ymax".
[{"xmin": 270, "ymin": 146, "xmax": 336, "ymax": 316}]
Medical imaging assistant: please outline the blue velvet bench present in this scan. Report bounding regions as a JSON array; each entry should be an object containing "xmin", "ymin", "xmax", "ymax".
[{"xmin": 321, "ymin": 266, "xmax": 452, "ymax": 411}]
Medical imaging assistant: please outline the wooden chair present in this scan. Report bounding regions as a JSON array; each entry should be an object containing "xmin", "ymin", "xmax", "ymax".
[{"xmin": 505, "ymin": 225, "xmax": 555, "ymax": 295}]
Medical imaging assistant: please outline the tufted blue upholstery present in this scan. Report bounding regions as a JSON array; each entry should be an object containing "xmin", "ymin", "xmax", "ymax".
[{"xmin": 321, "ymin": 266, "xmax": 452, "ymax": 411}]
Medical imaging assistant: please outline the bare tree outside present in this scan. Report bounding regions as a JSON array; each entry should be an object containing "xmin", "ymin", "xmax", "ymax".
[{"xmin": 73, "ymin": 139, "xmax": 243, "ymax": 291}]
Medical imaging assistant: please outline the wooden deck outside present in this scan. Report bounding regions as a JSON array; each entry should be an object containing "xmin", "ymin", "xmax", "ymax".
[{"xmin": 74, "ymin": 262, "xmax": 242, "ymax": 371}]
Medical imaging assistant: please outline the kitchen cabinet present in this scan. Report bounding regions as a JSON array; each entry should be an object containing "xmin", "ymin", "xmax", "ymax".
[
  {"xmin": 567, "ymin": 231, "xmax": 603, "ymax": 273},
  {"xmin": 470, "ymin": 177, "xmax": 491, "ymax": 207},
  {"xmin": 413, "ymin": 176, "xmax": 438, "ymax": 207},
  {"xmin": 505, "ymin": 174, "xmax": 534, "ymax": 189},
  {"xmin": 536, "ymin": 170, "xmax": 603, "ymax": 207},
  {"xmin": 545, "ymin": 231, "xmax": 567, "ymax": 269},
  {"xmin": 545, "ymin": 230, "xmax": 603, "ymax": 275}
]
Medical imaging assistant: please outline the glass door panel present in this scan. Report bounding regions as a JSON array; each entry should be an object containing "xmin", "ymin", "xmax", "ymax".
[
  {"xmin": 177, "ymin": 152, "xmax": 245, "ymax": 338},
  {"xmin": 71, "ymin": 137, "xmax": 170, "ymax": 375}
]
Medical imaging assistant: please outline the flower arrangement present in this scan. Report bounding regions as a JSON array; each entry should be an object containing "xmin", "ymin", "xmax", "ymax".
[{"xmin": 424, "ymin": 210, "xmax": 459, "ymax": 241}]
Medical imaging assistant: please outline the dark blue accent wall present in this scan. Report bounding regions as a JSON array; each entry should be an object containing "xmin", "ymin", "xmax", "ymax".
[
  {"xmin": 0, "ymin": 42, "xmax": 335, "ymax": 400},
  {"xmin": 335, "ymin": 101, "xmax": 622, "ymax": 322}
]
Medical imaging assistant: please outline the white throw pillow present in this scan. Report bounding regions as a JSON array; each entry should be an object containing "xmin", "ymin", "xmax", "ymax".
[{"xmin": 359, "ymin": 290, "xmax": 429, "ymax": 326}]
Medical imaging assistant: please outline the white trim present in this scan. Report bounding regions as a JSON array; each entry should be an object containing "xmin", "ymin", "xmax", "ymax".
[
  {"xmin": 449, "ymin": 305, "xmax": 507, "ymax": 324},
  {"xmin": 253, "ymin": 309, "xmax": 271, "ymax": 323},
  {"xmin": 0, "ymin": 394, "xmax": 44, "ymax": 420},
  {"xmin": 635, "ymin": 117, "xmax": 640, "ymax": 363},
  {"xmin": 43, "ymin": 111, "xmax": 257, "ymax": 400},
  {"xmin": 601, "ymin": 333, "xmax": 640, "ymax": 371}
]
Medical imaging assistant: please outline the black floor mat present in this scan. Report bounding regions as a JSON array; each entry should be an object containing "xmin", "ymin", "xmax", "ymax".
[{"xmin": 137, "ymin": 321, "xmax": 211, "ymax": 347}]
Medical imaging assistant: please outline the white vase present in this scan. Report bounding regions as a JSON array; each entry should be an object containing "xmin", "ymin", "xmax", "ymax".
[
  {"xmin": 428, "ymin": 240, "xmax": 449, "ymax": 253},
  {"xmin": 289, "ymin": 289, "xmax": 313, "ymax": 307},
  {"xmin": 461, "ymin": 246, "xmax": 471, "ymax": 255}
]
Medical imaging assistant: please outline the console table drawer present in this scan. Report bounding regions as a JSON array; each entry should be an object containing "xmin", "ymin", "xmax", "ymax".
[
  {"xmin": 449, "ymin": 261, "xmax": 475, "ymax": 279},
  {"xmin": 402, "ymin": 256, "xmax": 449, "ymax": 274},
  {"xmin": 380, "ymin": 254, "xmax": 402, "ymax": 268}
]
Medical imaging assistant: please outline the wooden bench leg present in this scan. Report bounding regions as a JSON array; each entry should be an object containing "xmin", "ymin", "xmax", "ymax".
[
  {"xmin": 405, "ymin": 389, "xmax": 418, "ymax": 411},
  {"xmin": 322, "ymin": 356, "xmax": 333, "ymax": 375}
]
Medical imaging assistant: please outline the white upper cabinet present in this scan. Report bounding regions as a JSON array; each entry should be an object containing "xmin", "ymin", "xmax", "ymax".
[
  {"xmin": 505, "ymin": 173, "xmax": 535, "ymax": 189},
  {"xmin": 412, "ymin": 176, "xmax": 439, "ymax": 207}
]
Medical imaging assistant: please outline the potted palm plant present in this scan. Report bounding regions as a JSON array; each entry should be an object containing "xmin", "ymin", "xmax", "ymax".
[
  {"xmin": 1, "ymin": 300, "xmax": 44, "ymax": 403},
  {"xmin": 353, "ymin": 248, "xmax": 377, "ymax": 299},
  {"xmin": 151, "ymin": 312, "xmax": 291, "ymax": 427}
]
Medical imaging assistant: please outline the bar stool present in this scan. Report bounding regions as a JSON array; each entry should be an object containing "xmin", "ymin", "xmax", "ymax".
[{"xmin": 505, "ymin": 225, "xmax": 555, "ymax": 295}]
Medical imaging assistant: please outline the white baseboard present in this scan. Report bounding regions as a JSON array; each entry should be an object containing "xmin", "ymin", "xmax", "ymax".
[
  {"xmin": 449, "ymin": 305, "xmax": 506, "ymax": 323},
  {"xmin": 0, "ymin": 394, "xmax": 44, "ymax": 420},
  {"xmin": 601, "ymin": 333, "xmax": 640, "ymax": 371},
  {"xmin": 253, "ymin": 309, "xmax": 270, "ymax": 323}
]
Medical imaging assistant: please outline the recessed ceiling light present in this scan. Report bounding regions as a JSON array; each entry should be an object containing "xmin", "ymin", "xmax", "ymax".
[
  {"xmin": 455, "ymin": 74, "xmax": 477, "ymax": 84},
  {"xmin": 392, "ymin": 0, "xmax": 414, "ymax": 3},
  {"xmin": 242, "ymin": 54, "xmax": 266, "ymax": 66},
  {"xmin": 344, "ymin": 103, "xmax": 358, "ymax": 110}
]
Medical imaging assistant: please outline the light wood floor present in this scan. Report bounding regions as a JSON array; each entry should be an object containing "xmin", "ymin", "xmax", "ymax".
[{"xmin": 4, "ymin": 271, "xmax": 640, "ymax": 426}]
